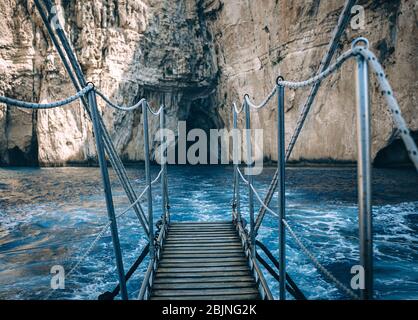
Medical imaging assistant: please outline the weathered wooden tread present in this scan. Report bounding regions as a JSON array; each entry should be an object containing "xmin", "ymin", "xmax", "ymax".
[
  {"xmin": 161, "ymin": 257, "xmax": 247, "ymax": 263},
  {"xmin": 159, "ymin": 261, "xmax": 247, "ymax": 268},
  {"xmin": 152, "ymin": 288, "xmax": 259, "ymax": 297},
  {"xmin": 153, "ymin": 275, "xmax": 255, "ymax": 284},
  {"xmin": 150, "ymin": 221, "xmax": 260, "ymax": 300},
  {"xmin": 151, "ymin": 294, "xmax": 259, "ymax": 300},
  {"xmin": 152, "ymin": 282, "xmax": 255, "ymax": 290}
]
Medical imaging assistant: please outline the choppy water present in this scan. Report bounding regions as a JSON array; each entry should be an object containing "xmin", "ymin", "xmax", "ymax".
[{"xmin": 0, "ymin": 165, "xmax": 417, "ymax": 300}]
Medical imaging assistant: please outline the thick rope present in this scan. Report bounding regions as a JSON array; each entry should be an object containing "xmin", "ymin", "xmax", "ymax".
[
  {"xmin": 0, "ymin": 84, "xmax": 93, "ymax": 109},
  {"xmin": 96, "ymin": 89, "xmax": 164, "ymax": 115},
  {"xmin": 233, "ymin": 101, "xmax": 245, "ymax": 115},
  {"xmin": 282, "ymin": 219, "xmax": 360, "ymax": 300},
  {"xmin": 253, "ymin": 45, "xmax": 418, "ymax": 236},
  {"xmin": 95, "ymin": 89, "xmax": 145, "ymax": 111},
  {"xmin": 356, "ymin": 48, "xmax": 418, "ymax": 169},
  {"xmin": 44, "ymin": 168, "xmax": 163, "ymax": 300},
  {"xmin": 34, "ymin": 0, "xmax": 150, "ymax": 236},
  {"xmin": 236, "ymin": 166, "xmax": 359, "ymax": 299},
  {"xmin": 244, "ymin": 87, "xmax": 277, "ymax": 110},
  {"xmin": 236, "ymin": 168, "xmax": 278, "ymax": 218}
]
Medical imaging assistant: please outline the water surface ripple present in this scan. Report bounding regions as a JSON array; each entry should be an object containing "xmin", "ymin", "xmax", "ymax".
[{"xmin": 0, "ymin": 166, "xmax": 417, "ymax": 300}]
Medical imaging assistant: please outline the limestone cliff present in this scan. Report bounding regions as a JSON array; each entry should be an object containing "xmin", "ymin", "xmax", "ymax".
[{"xmin": 0, "ymin": 0, "xmax": 416, "ymax": 166}]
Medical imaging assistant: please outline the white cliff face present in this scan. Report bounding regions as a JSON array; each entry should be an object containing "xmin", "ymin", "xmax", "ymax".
[
  {"xmin": 204, "ymin": 0, "xmax": 418, "ymax": 164},
  {"xmin": 0, "ymin": 0, "xmax": 416, "ymax": 166}
]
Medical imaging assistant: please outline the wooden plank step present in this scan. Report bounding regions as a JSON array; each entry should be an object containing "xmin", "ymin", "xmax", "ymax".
[
  {"xmin": 163, "ymin": 243, "xmax": 242, "ymax": 248},
  {"xmin": 155, "ymin": 270, "xmax": 251, "ymax": 278},
  {"xmin": 162, "ymin": 246, "xmax": 244, "ymax": 255},
  {"xmin": 162, "ymin": 247, "xmax": 244, "ymax": 253},
  {"xmin": 152, "ymin": 282, "xmax": 255, "ymax": 290},
  {"xmin": 169, "ymin": 227, "xmax": 235, "ymax": 231},
  {"xmin": 168, "ymin": 228, "xmax": 235, "ymax": 232},
  {"xmin": 162, "ymin": 254, "xmax": 245, "ymax": 260},
  {"xmin": 168, "ymin": 234, "xmax": 238, "ymax": 238},
  {"xmin": 169, "ymin": 223, "xmax": 233, "ymax": 227},
  {"xmin": 149, "ymin": 220, "xmax": 259, "ymax": 300},
  {"xmin": 170, "ymin": 222, "xmax": 231, "ymax": 225},
  {"xmin": 151, "ymin": 294, "xmax": 259, "ymax": 300},
  {"xmin": 168, "ymin": 234, "xmax": 239, "ymax": 239},
  {"xmin": 162, "ymin": 249, "xmax": 244, "ymax": 255},
  {"xmin": 159, "ymin": 261, "xmax": 247, "ymax": 268},
  {"xmin": 153, "ymin": 275, "xmax": 255, "ymax": 284},
  {"xmin": 168, "ymin": 233, "xmax": 237, "ymax": 238},
  {"xmin": 163, "ymin": 249, "xmax": 243, "ymax": 254},
  {"xmin": 152, "ymin": 288, "xmax": 259, "ymax": 297},
  {"xmin": 169, "ymin": 228, "xmax": 236, "ymax": 232},
  {"xmin": 165, "ymin": 239, "xmax": 239, "ymax": 244},
  {"xmin": 157, "ymin": 266, "xmax": 249, "ymax": 273},
  {"xmin": 161, "ymin": 257, "xmax": 246, "ymax": 264}
]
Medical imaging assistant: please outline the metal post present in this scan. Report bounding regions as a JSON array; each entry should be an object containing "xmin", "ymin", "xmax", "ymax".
[
  {"xmin": 354, "ymin": 38, "xmax": 373, "ymax": 300},
  {"xmin": 244, "ymin": 97, "xmax": 255, "ymax": 257},
  {"xmin": 143, "ymin": 102, "xmax": 155, "ymax": 259},
  {"xmin": 233, "ymin": 107, "xmax": 241, "ymax": 224},
  {"xmin": 88, "ymin": 89, "xmax": 128, "ymax": 300},
  {"xmin": 160, "ymin": 106, "xmax": 167, "ymax": 223},
  {"xmin": 277, "ymin": 78, "xmax": 286, "ymax": 300}
]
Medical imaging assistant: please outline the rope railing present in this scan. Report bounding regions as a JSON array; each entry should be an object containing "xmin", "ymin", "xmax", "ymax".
[
  {"xmin": 252, "ymin": 44, "xmax": 418, "ymax": 235},
  {"xmin": 43, "ymin": 168, "xmax": 164, "ymax": 300},
  {"xmin": 255, "ymin": 240, "xmax": 307, "ymax": 300},
  {"xmin": 23, "ymin": 0, "xmax": 169, "ymax": 301},
  {"xmin": 237, "ymin": 165, "xmax": 359, "ymax": 298},
  {"xmin": 34, "ymin": 0, "xmax": 151, "ymax": 250},
  {"xmin": 0, "ymin": 84, "xmax": 93, "ymax": 109},
  {"xmin": 95, "ymin": 88, "xmax": 164, "ymax": 115},
  {"xmin": 282, "ymin": 219, "xmax": 360, "ymax": 300},
  {"xmin": 2, "ymin": 1, "xmax": 416, "ymax": 301},
  {"xmin": 232, "ymin": 37, "xmax": 418, "ymax": 301}
]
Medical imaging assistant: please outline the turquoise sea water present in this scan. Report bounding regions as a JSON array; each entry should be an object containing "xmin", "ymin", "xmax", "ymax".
[{"xmin": 0, "ymin": 165, "xmax": 417, "ymax": 300}]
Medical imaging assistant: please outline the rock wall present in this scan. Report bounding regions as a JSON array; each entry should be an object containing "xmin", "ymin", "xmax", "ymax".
[
  {"xmin": 204, "ymin": 0, "xmax": 418, "ymax": 164},
  {"xmin": 0, "ymin": 0, "xmax": 416, "ymax": 166},
  {"xmin": 0, "ymin": 0, "xmax": 216, "ymax": 165}
]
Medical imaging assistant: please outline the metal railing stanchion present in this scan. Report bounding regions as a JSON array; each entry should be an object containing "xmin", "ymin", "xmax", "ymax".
[
  {"xmin": 354, "ymin": 38, "xmax": 373, "ymax": 300},
  {"xmin": 88, "ymin": 88, "xmax": 128, "ymax": 300},
  {"xmin": 143, "ymin": 102, "xmax": 155, "ymax": 259},
  {"xmin": 244, "ymin": 97, "xmax": 256, "ymax": 257},
  {"xmin": 233, "ymin": 107, "xmax": 242, "ymax": 223},
  {"xmin": 277, "ymin": 77, "xmax": 286, "ymax": 300}
]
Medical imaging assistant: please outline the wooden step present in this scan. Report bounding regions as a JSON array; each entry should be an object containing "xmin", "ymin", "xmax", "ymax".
[
  {"xmin": 168, "ymin": 235, "xmax": 238, "ymax": 240},
  {"xmin": 152, "ymin": 288, "xmax": 259, "ymax": 297},
  {"xmin": 157, "ymin": 266, "xmax": 250, "ymax": 273},
  {"xmin": 159, "ymin": 261, "xmax": 247, "ymax": 268},
  {"xmin": 160, "ymin": 257, "xmax": 247, "ymax": 264},
  {"xmin": 153, "ymin": 275, "xmax": 255, "ymax": 284},
  {"xmin": 149, "ymin": 221, "xmax": 259, "ymax": 300},
  {"xmin": 153, "ymin": 282, "xmax": 255, "ymax": 290},
  {"xmin": 164, "ymin": 243, "xmax": 242, "ymax": 248},
  {"xmin": 165, "ymin": 239, "xmax": 239, "ymax": 245},
  {"xmin": 161, "ymin": 253, "xmax": 245, "ymax": 259},
  {"xmin": 151, "ymin": 294, "xmax": 259, "ymax": 300},
  {"xmin": 155, "ymin": 270, "xmax": 251, "ymax": 278}
]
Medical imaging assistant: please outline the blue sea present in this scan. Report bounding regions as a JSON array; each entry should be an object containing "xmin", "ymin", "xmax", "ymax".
[{"xmin": 0, "ymin": 165, "xmax": 417, "ymax": 300}]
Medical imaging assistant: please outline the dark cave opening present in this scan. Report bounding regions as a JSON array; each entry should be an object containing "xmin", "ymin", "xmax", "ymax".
[
  {"xmin": 374, "ymin": 131, "xmax": 418, "ymax": 168},
  {"xmin": 180, "ymin": 97, "xmax": 224, "ymax": 165},
  {"xmin": 7, "ymin": 146, "xmax": 38, "ymax": 167}
]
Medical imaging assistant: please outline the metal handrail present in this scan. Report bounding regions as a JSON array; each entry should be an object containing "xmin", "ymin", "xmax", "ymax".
[
  {"xmin": 234, "ymin": 218, "xmax": 274, "ymax": 300},
  {"xmin": 255, "ymin": 241, "xmax": 306, "ymax": 300},
  {"xmin": 137, "ymin": 103, "xmax": 170, "ymax": 300},
  {"xmin": 98, "ymin": 243, "xmax": 150, "ymax": 300}
]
